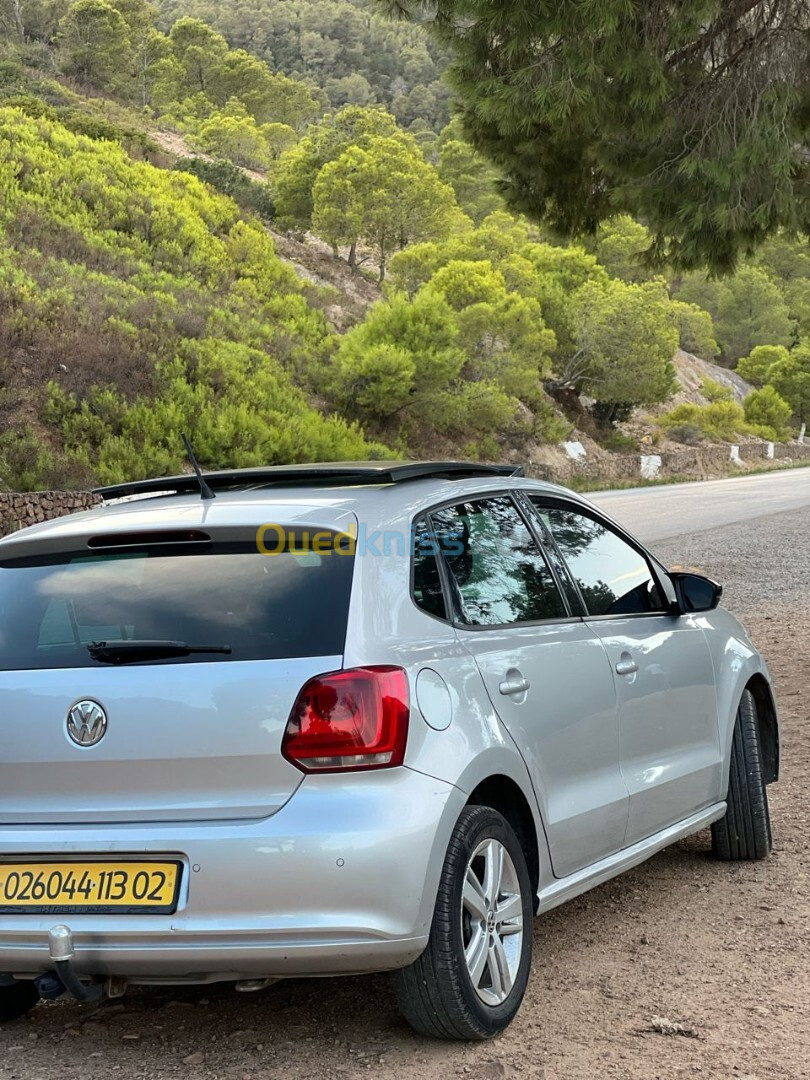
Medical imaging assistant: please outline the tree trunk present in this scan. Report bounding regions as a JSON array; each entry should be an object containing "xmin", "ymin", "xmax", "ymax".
[
  {"xmin": 378, "ymin": 244, "xmax": 387, "ymax": 284},
  {"xmin": 14, "ymin": 0, "xmax": 25, "ymax": 43},
  {"xmin": 347, "ymin": 242, "xmax": 357, "ymax": 269}
]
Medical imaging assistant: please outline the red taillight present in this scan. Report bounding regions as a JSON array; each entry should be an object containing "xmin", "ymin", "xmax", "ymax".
[{"xmin": 282, "ymin": 666, "xmax": 409, "ymax": 773}]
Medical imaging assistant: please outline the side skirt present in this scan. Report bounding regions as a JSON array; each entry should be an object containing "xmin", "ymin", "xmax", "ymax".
[{"xmin": 536, "ymin": 802, "xmax": 727, "ymax": 916}]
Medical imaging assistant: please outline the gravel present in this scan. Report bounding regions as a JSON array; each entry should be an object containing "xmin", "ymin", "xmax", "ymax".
[{"xmin": 649, "ymin": 505, "xmax": 810, "ymax": 620}]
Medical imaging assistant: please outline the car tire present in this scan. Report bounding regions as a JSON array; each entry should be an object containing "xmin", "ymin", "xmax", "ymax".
[
  {"xmin": 0, "ymin": 981, "xmax": 40, "ymax": 1022},
  {"xmin": 392, "ymin": 805, "xmax": 533, "ymax": 1041},
  {"xmin": 711, "ymin": 689, "xmax": 773, "ymax": 861}
]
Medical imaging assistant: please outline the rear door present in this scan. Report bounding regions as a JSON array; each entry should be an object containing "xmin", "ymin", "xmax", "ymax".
[
  {"xmin": 0, "ymin": 531, "xmax": 355, "ymax": 825},
  {"xmin": 527, "ymin": 498, "xmax": 722, "ymax": 844},
  {"xmin": 428, "ymin": 495, "xmax": 627, "ymax": 879}
]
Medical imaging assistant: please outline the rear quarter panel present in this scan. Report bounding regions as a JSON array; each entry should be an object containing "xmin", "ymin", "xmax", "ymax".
[{"xmin": 340, "ymin": 489, "xmax": 554, "ymax": 887}]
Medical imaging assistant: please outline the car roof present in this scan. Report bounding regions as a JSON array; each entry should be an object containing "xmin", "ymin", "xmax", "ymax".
[{"xmin": 0, "ymin": 462, "xmax": 588, "ymax": 555}]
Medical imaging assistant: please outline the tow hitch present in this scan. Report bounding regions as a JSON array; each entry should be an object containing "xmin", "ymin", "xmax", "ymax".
[{"xmin": 41, "ymin": 925, "xmax": 105, "ymax": 1003}]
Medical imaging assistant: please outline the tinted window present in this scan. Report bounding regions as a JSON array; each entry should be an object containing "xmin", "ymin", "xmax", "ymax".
[
  {"xmin": 0, "ymin": 540, "xmax": 354, "ymax": 670},
  {"xmin": 430, "ymin": 497, "xmax": 566, "ymax": 627},
  {"xmin": 540, "ymin": 507, "xmax": 665, "ymax": 617},
  {"xmin": 412, "ymin": 518, "xmax": 447, "ymax": 620},
  {"xmin": 523, "ymin": 499, "xmax": 585, "ymax": 616}
]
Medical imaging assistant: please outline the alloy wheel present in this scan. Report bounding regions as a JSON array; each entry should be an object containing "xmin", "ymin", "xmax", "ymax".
[{"xmin": 461, "ymin": 837, "xmax": 525, "ymax": 1006}]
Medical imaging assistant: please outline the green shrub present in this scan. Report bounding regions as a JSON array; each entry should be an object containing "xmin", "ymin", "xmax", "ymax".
[
  {"xmin": 736, "ymin": 344, "xmax": 790, "ymax": 387},
  {"xmin": 332, "ymin": 342, "xmax": 416, "ymax": 419},
  {"xmin": 667, "ymin": 423, "xmax": 703, "ymax": 446},
  {"xmin": 462, "ymin": 435, "xmax": 503, "ymax": 461},
  {"xmin": 174, "ymin": 157, "xmax": 275, "ymax": 219},
  {"xmin": 766, "ymin": 343, "xmax": 810, "ymax": 425},
  {"xmin": 670, "ymin": 299, "xmax": 720, "ymax": 359},
  {"xmin": 422, "ymin": 380, "xmax": 522, "ymax": 439},
  {"xmin": 0, "ymin": 91, "xmax": 153, "ymax": 151},
  {"xmin": 0, "ymin": 429, "xmax": 94, "ymax": 492},
  {"xmin": 660, "ymin": 398, "xmax": 784, "ymax": 443},
  {"xmin": 0, "ymin": 93, "xmax": 57, "ymax": 119},
  {"xmin": 532, "ymin": 394, "xmax": 573, "ymax": 444},
  {"xmin": 743, "ymin": 386, "xmax": 793, "ymax": 439},
  {"xmin": 658, "ymin": 401, "xmax": 751, "ymax": 442},
  {"xmin": 192, "ymin": 111, "xmax": 272, "ymax": 170},
  {"xmin": 700, "ymin": 377, "xmax": 734, "ymax": 403},
  {"xmin": 0, "ymin": 60, "xmax": 23, "ymax": 87}
]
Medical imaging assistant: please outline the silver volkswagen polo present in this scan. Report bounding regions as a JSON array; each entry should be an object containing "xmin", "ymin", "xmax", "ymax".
[{"xmin": 0, "ymin": 462, "xmax": 778, "ymax": 1039}]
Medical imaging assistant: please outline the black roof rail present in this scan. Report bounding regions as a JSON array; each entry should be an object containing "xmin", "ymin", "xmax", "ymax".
[{"xmin": 94, "ymin": 461, "xmax": 526, "ymax": 502}]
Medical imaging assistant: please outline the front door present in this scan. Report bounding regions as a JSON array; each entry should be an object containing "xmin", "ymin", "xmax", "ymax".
[
  {"xmin": 428, "ymin": 495, "xmax": 628, "ymax": 878},
  {"xmin": 530, "ymin": 499, "xmax": 722, "ymax": 845}
]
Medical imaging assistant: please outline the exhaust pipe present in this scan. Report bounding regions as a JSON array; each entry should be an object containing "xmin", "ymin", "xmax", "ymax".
[
  {"xmin": 235, "ymin": 977, "xmax": 280, "ymax": 993},
  {"xmin": 47, "ymin": 925, "xmax": 104, "ymax": 1003}
]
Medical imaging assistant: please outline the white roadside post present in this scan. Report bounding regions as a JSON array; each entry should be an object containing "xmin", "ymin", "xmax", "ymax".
[
  {"xmin": 640, "ymin": 455, "xmax": 662, "ymax": 480},
  {"xmin": 563, "ymin": 441, "xmax": 587, "ymax": 461}
]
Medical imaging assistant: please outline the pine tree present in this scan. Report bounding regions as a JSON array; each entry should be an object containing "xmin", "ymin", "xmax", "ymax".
[{"xmin": 379, "ymin": 0, "xmax": 810, "ymax": 272}]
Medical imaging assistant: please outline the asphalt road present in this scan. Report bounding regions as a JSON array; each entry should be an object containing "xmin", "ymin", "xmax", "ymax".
[{"xmin": 589, "ymin": 466, "xmax": 810, "ymax": 543}]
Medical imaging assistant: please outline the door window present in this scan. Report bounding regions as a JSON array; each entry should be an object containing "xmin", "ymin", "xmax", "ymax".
[
  {"xmin": 429, "ymin": 497, "xmax": 567, "ymax": 627},
  {"xmin": 412, "ymin": 518, "xmax": 448, "ymax": 620},
  {"xmin": 533, "ymin": 503, "xmax": 666, "ymax": 617}
]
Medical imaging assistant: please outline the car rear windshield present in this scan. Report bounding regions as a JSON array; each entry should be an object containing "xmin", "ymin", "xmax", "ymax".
[{"xmin": 0, "ymin": 539, "xmax": 354, "ymax": 670}]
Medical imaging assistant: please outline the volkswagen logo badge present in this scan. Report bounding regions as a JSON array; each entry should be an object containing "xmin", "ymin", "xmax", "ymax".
[{"xmin": 66, "ymin": 700, "xmax": 108, "ymax": 747}]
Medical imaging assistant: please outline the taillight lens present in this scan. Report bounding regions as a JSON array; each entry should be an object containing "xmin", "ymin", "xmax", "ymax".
[{"xmin": 282, "ymin": 666, "xmax": 409, "ymax": 772}]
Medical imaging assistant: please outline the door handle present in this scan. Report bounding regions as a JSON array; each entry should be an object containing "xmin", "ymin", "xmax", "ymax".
[
  {"xmin": 615, "ymin": 657, "xmax": 639, "ymax": 676},
  {"xmin": 499, "ymin": 677, "xmax": 530, "ymax": 696}
]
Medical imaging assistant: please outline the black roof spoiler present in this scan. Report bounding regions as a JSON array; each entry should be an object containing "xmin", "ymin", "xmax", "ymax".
[{"xmin": 94, "ymin": 461, "xmax": 526, "ymax": 502}]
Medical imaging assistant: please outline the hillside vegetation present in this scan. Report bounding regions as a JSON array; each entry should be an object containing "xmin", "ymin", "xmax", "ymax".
[
  {"xmin": 153, "ymin": 0, "xmax": 453, "ymax": 130},
  {"xmin": 0, "ymin": 106, "xmax": 386, "ymax": 486},
  {"xmin": 0, "ymin": 0, "xmax": 809, "ymax": 490}
]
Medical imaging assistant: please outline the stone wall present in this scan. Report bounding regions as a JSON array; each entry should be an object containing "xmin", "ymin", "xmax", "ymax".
[
  {"xmin": 0, "ymin": 491, "xmax": 101, "ymax": 539},
  {"xmin": 529, "ymin": 440, "xmax": 810, "ymax": 486}
]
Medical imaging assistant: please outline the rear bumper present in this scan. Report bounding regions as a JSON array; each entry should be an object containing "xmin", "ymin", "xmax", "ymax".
[
  {"xmin": 0, "ymin": 768, "xmax": 462, "ymax": 983},
  {"xmin": 0, "ymin": 931, "xmax": 430, "ymax": 982}
]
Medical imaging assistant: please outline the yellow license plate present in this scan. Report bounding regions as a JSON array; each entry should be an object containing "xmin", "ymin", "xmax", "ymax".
[{"xmin": 0, "ymin": 861, "xmax": 181, "ymax": 913}]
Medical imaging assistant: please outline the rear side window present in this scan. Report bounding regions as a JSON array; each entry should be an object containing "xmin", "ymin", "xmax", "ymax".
[
  {"xmin": 538, "ymin": 507, "xmax": 665, "ymax": 617},
  {"xmin": 0, "ymin": 540, "xmax": 354, "ymax": 670},
  {"xmin": 429, "ymin": 497, "xmax": 567, "ymax": 627},
  {"xmin": 412, "ymin": 519, "xmax": 448, "ymax": 620}
]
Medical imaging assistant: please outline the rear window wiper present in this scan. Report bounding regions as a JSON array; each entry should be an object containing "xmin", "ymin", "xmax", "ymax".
[{"xmin": 87, "ymin": 640, "xmax": 232, "ymax": 664}]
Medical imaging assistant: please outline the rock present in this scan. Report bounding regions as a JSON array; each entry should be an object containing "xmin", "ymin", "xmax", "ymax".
[{"xmin": 183, "ymin": 1052, "xmax": 205, "ymax": 1065}]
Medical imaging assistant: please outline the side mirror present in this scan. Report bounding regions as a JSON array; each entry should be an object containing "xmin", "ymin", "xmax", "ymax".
[{"xmin": 669, "ymin": 571, "xmax": 723, "ymax": 614}]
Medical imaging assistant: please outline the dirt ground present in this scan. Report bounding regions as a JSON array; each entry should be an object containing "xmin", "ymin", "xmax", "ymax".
[{"xmin": 1, "ymin": 507, "xmax": 808, "ymax": 1080}]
